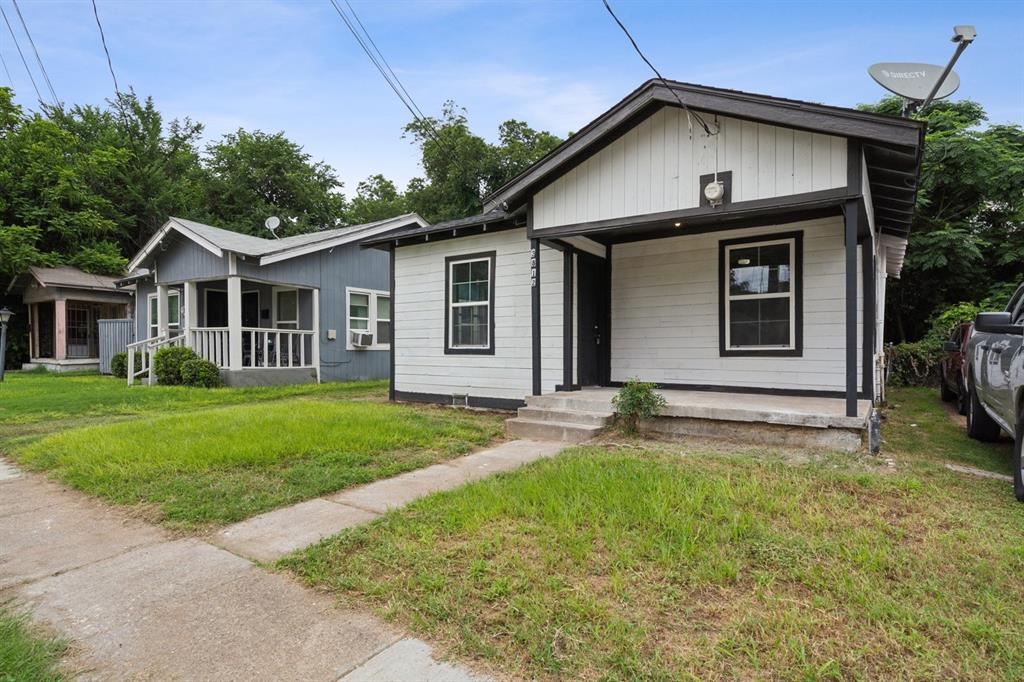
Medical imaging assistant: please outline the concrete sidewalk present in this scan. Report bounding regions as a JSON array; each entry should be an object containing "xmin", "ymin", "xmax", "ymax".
[
  {"xmin": 213, "ymin": 439, "xmax": 564, "ymax": 563},
  {"xmin": 0, "ymin": 440, "xmax": 562, "ymax": 680}
]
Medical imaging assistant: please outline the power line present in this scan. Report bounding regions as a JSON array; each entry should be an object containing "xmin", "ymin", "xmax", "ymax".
[
  {"xmin": 0, "ymin": 3, "xmax": 40, "ymax": 102},
  {"xmin": 601, "ymin": 0, "xmax": 715, "ymax": 136},
  {"xmin": 91, "ymin": 0, "xmax": 121, "ymax": 97},
  {"xmin": 11, "ymin": 0, "xmax": 57, "ymax": 104},
  {"xmin": 0, "ymin": 38, "xmax": 12, "ymax": 87},
  {"xmin": 327, "ymin": 0, "xmax": 474, "ymax": 188}
]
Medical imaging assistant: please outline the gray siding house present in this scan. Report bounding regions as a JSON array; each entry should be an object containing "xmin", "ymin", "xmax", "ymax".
[
  {"xmin": 362, "ymin": 80, "xmax": 925, "ymax": 451},
  {"xmin": 122, "ymin": 214, "xmax": 425, "ymax": 385}
]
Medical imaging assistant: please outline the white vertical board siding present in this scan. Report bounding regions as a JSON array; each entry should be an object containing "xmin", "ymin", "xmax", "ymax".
[
  {"xmin": 534, "ymin": 108, "xmax": 847, "ymax": 230},
  {"xmin": 610, "ymin": 217, "xmax": 863, "ymax": 392},
  {"xmin": 393, "ymin": 228, "xmax": 563, "ymax": 402}
]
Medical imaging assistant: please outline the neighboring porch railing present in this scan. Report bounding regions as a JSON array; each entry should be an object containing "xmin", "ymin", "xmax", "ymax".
[
  {"xmin": 126, "ymin": 332, "xmax": 185, "ymax": 386},
  {"xmin": 188, "ymin": 326, "xmax": 315, "ymax": 370}
]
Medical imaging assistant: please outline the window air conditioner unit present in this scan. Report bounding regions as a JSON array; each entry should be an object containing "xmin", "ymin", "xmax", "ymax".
[{"xmin": 350, "ymin": 331, "xmax": 373, "ymax": 347}]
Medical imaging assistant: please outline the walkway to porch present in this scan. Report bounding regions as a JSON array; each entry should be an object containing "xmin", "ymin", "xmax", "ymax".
[{"xmin": 508, "ymin": 387, "xmax": 872, "ymax": 452}]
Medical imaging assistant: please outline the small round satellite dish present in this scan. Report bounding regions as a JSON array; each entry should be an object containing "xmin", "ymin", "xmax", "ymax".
[
  {"xmin": 264, "ymin": 216, "xmax": 281, "ymax": 231},
  {"xmin": 868, "ymin": 62, "xmax": 960, "ymax": 101}
]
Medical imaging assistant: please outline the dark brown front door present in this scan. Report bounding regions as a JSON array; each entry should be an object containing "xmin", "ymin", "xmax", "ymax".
[{"xmin": 576, "ymin": 253, "xmax": 608, "ymax": 386}]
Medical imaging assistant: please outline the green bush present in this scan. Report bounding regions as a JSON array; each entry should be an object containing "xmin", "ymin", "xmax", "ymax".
[
  {"xmin": 611, "ymin": 378, "xmax": 667, "ymax": 434},
  {"xmin": 180, "ymin": 358, "xmax": 222, "ymax": 388},
  {"xmin": 152, "ymin": 346, "xmax": 198, "ymax": 385},
  {"xmin": 110, "ymin": 352, "xmax": 129, "ymax": 378}
]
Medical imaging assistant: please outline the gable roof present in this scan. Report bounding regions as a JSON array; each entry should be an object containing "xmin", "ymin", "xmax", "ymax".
[
  {"xmin": 482, "ymin": 79, "xmax": 925, "ymax": 238},
  {"xmin": 360, "ymin": 209, "xmax": 522, "ymax": 249},
  {"xmin": 128, "ymin": 213, "xmax": 428, "ymax": 271}
]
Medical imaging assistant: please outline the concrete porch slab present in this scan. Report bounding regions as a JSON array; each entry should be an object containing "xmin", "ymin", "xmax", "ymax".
[{"xmin": 212, "ymin": 498, "xmax": 379, "ymax": 563}]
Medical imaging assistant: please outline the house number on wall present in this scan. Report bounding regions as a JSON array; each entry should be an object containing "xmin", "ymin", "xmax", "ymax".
[{"xmin": 530, "ymin": 247, "xmax": 538, "ymax": 288}]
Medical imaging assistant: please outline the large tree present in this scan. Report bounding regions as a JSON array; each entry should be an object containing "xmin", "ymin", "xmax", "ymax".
[
  {"xmin": 201, "ymin": 129, "xmax": 348, "ymax": 237},
  {"xmin": 859, "ymin": 97, "xmax": 1024, "ymax": 341}
]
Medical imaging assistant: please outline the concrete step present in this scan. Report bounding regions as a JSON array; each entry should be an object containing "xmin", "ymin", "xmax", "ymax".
[
  {"xmin": 516, "ymin": 406, "xmax": 612, "ymax": 427},
  {"xmin": 505, "ymin": 418, "xmax": 604, "ymax": 443},
  {"xmin": 524, "ymin": 394, "xmax": 614, "ymax": 413}
]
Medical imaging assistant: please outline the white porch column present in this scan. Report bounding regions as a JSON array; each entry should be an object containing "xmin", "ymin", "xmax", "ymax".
[
  {"xmin": 227, "ymin": 276, "xmax": 243, "ymax": 370},
  {"xmin": 183, "ymin": 281, "xmax": 197, "ymax": 346},
  {"xmin": 312, "ymin": 288, "xmax": 321, "ymax": 383},
  {"xmin": 156, "ymin": 284, "xmax": 169, "ymax": 337}
]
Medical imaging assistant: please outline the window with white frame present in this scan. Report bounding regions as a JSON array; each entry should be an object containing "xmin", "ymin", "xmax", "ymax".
[
  {"xmin": 446, "ymin": 253, "xmax": 494, "ymax": 354},
  {"xmin": 274, "ymin": 289, "xmax": 298, "ymax": 330},
  {"xmin": 721, "ymin": 235, "xmax": 800, "ymax": 355},
  {"xmin": 147, "ymin": 290, "xmax": 180, "ymax": 339},
  {"xmin": 347, "ymin": 288, "xmax": 390, "ymax": 349}
]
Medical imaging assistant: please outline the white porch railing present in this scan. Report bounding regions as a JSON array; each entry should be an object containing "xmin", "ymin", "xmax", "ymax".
[
  {"xmin": 126, "ymin": 332, "xmax": 185, "ymax": 386},
  {"xmin": 188, "ymin": 327, "xmax": 315, "ymax": 370}
]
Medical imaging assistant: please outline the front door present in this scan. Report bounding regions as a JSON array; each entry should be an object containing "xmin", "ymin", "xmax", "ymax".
[{"xmin": 576, "ymin": 253, "xmax": 608, "ymax": 386}]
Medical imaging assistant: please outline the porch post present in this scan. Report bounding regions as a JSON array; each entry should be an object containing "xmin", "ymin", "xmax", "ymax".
[
  {"xmin": 311, "ymin": 288, "xmax": 321, "ymax": 383},
  {"xmin": 562, "ymin": 250, "xmax": 573, "ymax": 391},
  {"xmin": 53, "ymin": 299, "xmax": 66, "ymax": 360},
  {"xmin": 861, "ymin": 241, "xmax": 876, "ymax": 403},
  {"xmin": 844, "ymin": 200, "xmax": 859, "ymax": 418},
  {"xmin": 156, "ymin": 284, "xmax": 168, "ymax": 337},
  {"xmin": 227, "ymin": 276, "xmax": 243, "ymax": 370},
  {"xmin": 183, "ymin": 281, "xmax": 197, "ymax": 347},
  {"xmin": 531, "ymin": 238, "xmax": 541, "ymax": 396}
]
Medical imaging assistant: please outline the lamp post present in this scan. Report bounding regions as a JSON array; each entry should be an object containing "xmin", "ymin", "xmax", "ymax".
[{"xmin": 0, "ymin": 307, "xmax": 12, "ymax": 382}]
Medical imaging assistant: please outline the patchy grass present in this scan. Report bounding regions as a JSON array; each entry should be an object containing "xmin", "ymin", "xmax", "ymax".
[
  {"xmin": 0, "ymin": 371, "xmax": 387, "ymax": 431},
  {"xmin": 10, "ymin": 400, "xmax": 503, "ymax": 530},
  {"xmin": 283, "ymin": 388, "xmax": 1024, "ymax": 680},
  {"xmin": 884, "ymin": 386, "xmax": 1014, "ymax": 474},
  {"xmin": 0, "ymin": 606, "xmax": 67, "ymax": 681}
]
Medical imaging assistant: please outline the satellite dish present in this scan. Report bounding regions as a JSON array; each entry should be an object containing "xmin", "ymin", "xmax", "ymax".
[
  {"xmin": 869, "ymin": 62, "xmax": 960, "ymax": 101},
  {"xmin": 264, "ymin": 216, "xmax": 281, "ymax": 238}
]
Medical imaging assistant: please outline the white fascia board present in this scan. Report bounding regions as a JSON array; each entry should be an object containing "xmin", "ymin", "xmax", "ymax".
[
  {"xmin": 258, "ymin": 214, "xmax": 428, "ymax": 266},
  {"xmin": 127, "ymin": 219, "xmax": 224, "ymax": 272}
]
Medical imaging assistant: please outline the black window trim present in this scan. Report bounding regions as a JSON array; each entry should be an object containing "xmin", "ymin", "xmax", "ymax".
[
  {"xmin": 718, "ymin": 230, "xmax": 803, "ymax": 358},
  {"xmin": 444, "ymin": 251, "xmax": 496, "ymax": 355}
]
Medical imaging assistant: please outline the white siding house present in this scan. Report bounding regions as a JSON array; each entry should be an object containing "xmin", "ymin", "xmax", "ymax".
[{"xmin": 363, "ymin": 80, "xmax": 924, "ymax": 421}]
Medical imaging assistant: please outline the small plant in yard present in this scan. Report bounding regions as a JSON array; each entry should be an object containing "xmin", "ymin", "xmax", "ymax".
[
  {"xmin": 611, "ymin": 377, "xmax": 667, "ymax": 434},
  {"xmin": 152, "ymin": 346, "xmax": 198, "ymax": 385},
  {"xmin": 181, "ymin": 358, "xmax": 222, "ymax": 388},
  {"xmin": 110, "ymin": 352, "xmax": 129, "ymax": 379}
]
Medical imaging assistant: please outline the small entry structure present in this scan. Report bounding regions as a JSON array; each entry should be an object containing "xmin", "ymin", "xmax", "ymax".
[{"xmin": 6, "ymin": 266, "xmax": 133, "ymax": 373}]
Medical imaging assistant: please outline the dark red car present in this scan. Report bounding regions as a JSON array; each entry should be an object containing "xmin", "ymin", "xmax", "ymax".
[{"xmin": 940, "ymin": 321, "xmax": 973, "ymax": 414}]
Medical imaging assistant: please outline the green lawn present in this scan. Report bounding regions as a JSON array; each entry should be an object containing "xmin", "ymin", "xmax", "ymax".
[
  {"xmin": 11, "ymin": 399, "xmax": 503, "ymax": 530},
  {"xmin": 283, "ymin": 387, "xmax": 1024, "ymax": 681},
  {"xmin": 0, "ymin": 606, "xmax": 66, "ymax": 682},
  {"xmin": 0, "ymin": 370, "xmax": 387, "ymax": 431}
]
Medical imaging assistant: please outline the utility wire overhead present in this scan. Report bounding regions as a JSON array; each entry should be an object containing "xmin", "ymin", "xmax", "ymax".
[
  {"xmin": 327, "ymin": 0, "xmax": 475, "ymax": 188},
  {"xmin": 91, "ymin": 0, "xmax": 121, "ymax": 98},
  {"xmin": 601, "ymin": 0, "xmax": 715, "ymax": 136},
  {"xmin": 0, "ymin": 36, "xmax": 12, "ymax": 87},
  {"xmin": 0, "ymin": 3, "xmax": 41, "ymax": 103},
  {"xmin": 11, "ymin": 0, "xmax": 57, "ymax": 105}
]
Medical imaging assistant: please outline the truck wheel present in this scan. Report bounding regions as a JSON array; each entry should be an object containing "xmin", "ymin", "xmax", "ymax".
[
  {"xmin": 1015, "ymin": 416, "xmax": 1024, "ymax": 503},
  {"xmin": 967, "ymin": 387, "xmax": 1001, "ymax": 442},
  {"xmin": 940, "ymin": 377, "xmax": 955, "ymax": 402}
]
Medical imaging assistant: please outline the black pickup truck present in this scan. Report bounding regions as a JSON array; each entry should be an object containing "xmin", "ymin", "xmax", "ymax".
[{"xmin": 965, "ymin": 282, "xmax": 1024, "ymax": 501}]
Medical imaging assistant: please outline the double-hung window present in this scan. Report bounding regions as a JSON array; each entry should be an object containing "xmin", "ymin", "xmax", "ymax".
[
  {"xmin": 445, "ymin": 252, "xmax": 495, "ymax": 354},
  {"xmin": 720, "ymin": 233, "xmax": 801, "ymax": 356},
  {"xmin": 274, "ymin": 289, "xmax": 299, "ymax": 330},
  {"xmin": 346, "ymin": 288, "xmax": 390, "ymax": 350},
  {"xmin": 147, "ymin": 290, "xmax": 180, "ymax": 339}
]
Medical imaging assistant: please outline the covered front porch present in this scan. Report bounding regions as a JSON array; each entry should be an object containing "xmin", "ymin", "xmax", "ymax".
[
  {"xmin": 510, "ymin": 387, "xmax": 872, "ymax": 452},
  {"xmin": 128, "ymin": 276, "xmax": 320, "ymax": 386}
]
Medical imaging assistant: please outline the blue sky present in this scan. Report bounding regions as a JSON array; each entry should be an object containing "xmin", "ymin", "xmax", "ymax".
[{"xmin": 3, "ymin": 0, "xmax": 1022, "ymax": 192}]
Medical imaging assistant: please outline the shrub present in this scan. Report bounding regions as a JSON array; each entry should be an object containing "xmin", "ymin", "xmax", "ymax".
[
  {"xmin": 152, "ymin": 346, "xmax": 198, "ymax": 385},
  {"xmin": 180, "ymin": 358, "xmax": 222, "ymax": 388},
  {"xmin": 110, "ymin": 352, "xmax": 129, "ymax": 378},
  {"xmin": 611, "ymin": 378, "xmax": 667, "ymax": 434}
]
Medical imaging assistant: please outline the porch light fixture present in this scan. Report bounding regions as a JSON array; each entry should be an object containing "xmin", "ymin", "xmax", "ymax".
[
  {"xmin": 673, "ymin": 221, "xmax": 682, "ymax": 227},
  {"xmin": 0, "ymin": 306, "xmax": 12, "ymax": 383}
]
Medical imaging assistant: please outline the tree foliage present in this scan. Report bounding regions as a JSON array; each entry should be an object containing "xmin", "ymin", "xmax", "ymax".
[{"xmin": 859, "ymin": 97, "xmax": 1024, "ymax": 341}]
